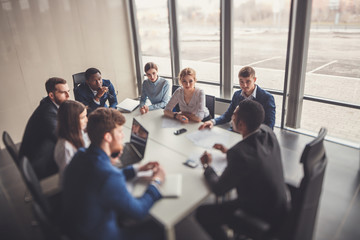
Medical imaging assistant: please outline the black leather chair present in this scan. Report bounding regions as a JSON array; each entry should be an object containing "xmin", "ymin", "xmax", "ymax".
[
  {"xmin": 230, "ymin": 127, "xmax": 328, "ymax": 240},
  {"xmin": 2, "ymin": 131, "xmax": 20, "ymax": 167},
  {"xmin": 20, "ymin": 156, "xmax": 63, "ymax": 234},
  {"xmin": 72, "ymin": 72, "xmax": 86, "ymax": 96}
]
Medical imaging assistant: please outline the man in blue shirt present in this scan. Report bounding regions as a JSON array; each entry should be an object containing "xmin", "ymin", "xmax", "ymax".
[
  {"xmin": 74, "ymin": 67, "xmax": 118, "ymax": 114},
  {"xmin": 62, "ymin": 107, "xmax": 165, "ymax": 240},
  {"xmin": 199, "ymin": 66, "xmax": 275, "ymax": 130}
]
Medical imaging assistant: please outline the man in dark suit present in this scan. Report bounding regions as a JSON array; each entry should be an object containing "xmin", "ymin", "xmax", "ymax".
[
  {"xmin": 199, "ymin": 66, "xmax": 275, "ymax": 130},
  {"xmin": 196, "ymin": 100, "xmax": 289, "ymax": 240},
  {"xmin": 74, "ymin": 67, "xmax": 118, "ymax": 114},
  {"xmin": 20, "ymin": 77, "xmax": 70, "ymax": 179}
]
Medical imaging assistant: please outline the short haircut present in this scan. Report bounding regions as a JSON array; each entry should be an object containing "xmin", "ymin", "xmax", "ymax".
[
  {"xmin": 57, "ymin": 100, "xmax": 86, "ymax": 149},
  {"xmin": 45, "ymin": 77, "xmax": 67, "ymax": 94},
  {"xmin": 144, "ymin": 62, "xmax": 158, "ymax": 72},
  {"xmin": 85, "ymin": 67, "xmax": 101, "ymax": 80},
  {"xmin": 238, "ymin": 66, "xmax": 256, "ymax": 78},
  {"xmin": 235, "ymin": 100, "xmax": 265, "ymax": 133},
  {"xmin": 87, "ymin": 108, "xmax": 125, "ymax": 146},
  {"xmin": 178, "ymin": 67, "xmax": 197, "ymax": 83}
]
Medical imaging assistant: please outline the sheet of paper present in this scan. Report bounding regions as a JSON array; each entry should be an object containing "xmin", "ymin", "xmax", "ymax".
[
  {"xmin": 161, "ymin": 117, "xmax": 183, "ymax": 128},
  {"xmin": 188, "ymin": 149, "xmax": 227, "ymax": 174},
  {"xmin": 186, "ymin": 129, "xmax": 230, "ymax": 149}
]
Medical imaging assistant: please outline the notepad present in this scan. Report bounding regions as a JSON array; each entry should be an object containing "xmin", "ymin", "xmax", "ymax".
[
  {"xmin": 132, "ymin": 174, "xmax": 182, "ymax": 198},
  {"xmin": 117, "ymin": 98, "xmax": 139, "ymax": 112}
]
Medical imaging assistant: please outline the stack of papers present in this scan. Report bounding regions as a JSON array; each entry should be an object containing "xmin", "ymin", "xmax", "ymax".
[{"xmin": 117, "ymin": 98, "xmax": 140, "ymax": 113}]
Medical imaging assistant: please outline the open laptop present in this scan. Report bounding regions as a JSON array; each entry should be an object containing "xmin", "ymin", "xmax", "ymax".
[{"xmin": 119, "ymin": 118, "xmax": 149, "ymax": 167}]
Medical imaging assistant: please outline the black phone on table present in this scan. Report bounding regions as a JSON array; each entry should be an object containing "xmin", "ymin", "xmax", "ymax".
[{"xmin": 174, "ymin": 128, "xmax": 187, "ymax": 135}]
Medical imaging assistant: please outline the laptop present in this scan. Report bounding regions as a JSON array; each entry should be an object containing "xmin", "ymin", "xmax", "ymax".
[{"xmin": 119, "ymin": 118, "xmax": 149, "ymax": 167}]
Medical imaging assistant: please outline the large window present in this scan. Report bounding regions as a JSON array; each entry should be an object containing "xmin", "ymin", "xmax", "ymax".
[
  {"xmin": 302, "ymin": 0, "xmax": 360, "ymax": 143},
  {"xmin": 233, "ymin": 0, "xmax": 291, "ymax": 126},
  {"xmin": 134, "ymin": 0, "xmax": 172, "ymax": 77},
  {"xmin": 177, "ymin": 0, "xmax": 220, "ymax": 93}
]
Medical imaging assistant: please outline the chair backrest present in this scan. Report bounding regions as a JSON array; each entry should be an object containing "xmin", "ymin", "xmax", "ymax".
[
  {"xmin": 205, "ymin": 94, "xmax": 215, "ymax": 118},
  {"xmin": 20, "ymin": 156, "xmax": 52, "ymax": 217},
  {"xmin": 2, "ymin": 131, "xmax": 20, "ymax": 167},
  {"xmin": 72, "ymin": 72, "xmax": 86, "ymax": 90},
  {"xmin": 172, "ymin": 85, "xmax": 181, "ymax": 112},
  {"xmin": 285, "ymin": 127, "xmax": 328, "ymax": 240}
]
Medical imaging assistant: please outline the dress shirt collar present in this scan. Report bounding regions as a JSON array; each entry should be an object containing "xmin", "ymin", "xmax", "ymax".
[
  {"xmin": 87, "ymin": 84, "xmax": 98, "ymax": 96},
  {"xmin": 87, "ymin": 144, "xmax": 110, "ymax": 163},
  {"xmin": 50, "ymin": 99, "xmax": 59, "ymax": 108},
  {"xmin": 241, "ymin": 84, "xmax": 257, "ymax": 99},
  {"xmin": 242, "ymin": 127, "xmax": 261, "ymax": 140},
  {"xmin": 149, "ymin": 77, "xmax": 160, "ymax": 86}
]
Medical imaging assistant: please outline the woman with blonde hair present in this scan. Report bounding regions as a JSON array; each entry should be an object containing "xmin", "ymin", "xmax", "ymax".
[
  {"xmin": 164, "ymin": 67, "xmax": 210, "ymax": 123},
  {"xmin": 54, "ymin": 100, "xmax": 89, "ymax": 185}
]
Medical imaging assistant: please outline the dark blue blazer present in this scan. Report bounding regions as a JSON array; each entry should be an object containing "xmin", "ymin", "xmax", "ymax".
[
  {"xmin": 62, "ymin": 145, "xmax": 161, "ymax": 240},
  {"xmin": 214, "ymin": 85, "xmax": 276, "ymax": 129},
  {"xmin": 74, "ymin": 79, "xmax": 118, "ymax": 114},
  {"xmin": 19, "ymin": 96, "xmax": 59, "ymax": 179}
]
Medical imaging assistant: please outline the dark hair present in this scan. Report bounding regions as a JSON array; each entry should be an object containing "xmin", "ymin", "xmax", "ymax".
[
  {"xmin": 144, "ymin": 62, "xmax": 158, "ymax": 73},
  {"xmin": 57, "ymin": 100, "xmax": 86, "ymax": 149},
  {"xmin": 45, "ymin": 77, "xmax": 67, "ymax": 94},
  {"xmin": 238, "ymin": 66, "xmax": 256, "ymax": 78},
  {"xmin": 235, "ymin": 100, "xmax": 265, "ymax": 133},
  {"xmin": 87, "ymin": 108, "xmax": 125, "ymax": 146},
  {"xmin": 85, "ymin": 68, "xmax": 101, "ymax": 80}
]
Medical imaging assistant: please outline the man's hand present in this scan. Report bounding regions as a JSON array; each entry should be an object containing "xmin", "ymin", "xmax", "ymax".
[
  {"xmin": 96, "ymin": 86, "xmax": 109, "ymax": 98},
  {"xmin": 199, "ymin": 120, "xmax": 214, "ymax": 130},
  {"xmin": 139, "ymin": 161, "xmax": 159, "ymax": 172},
  {"xmin": 152, "ymin": 165, "xmax": 165, "ymax": 183},
  {"xmin": 200, "ymin": 151, "xmax": 213, "ymax": 167},
  {"xmin": 140, "ymin": 105, "xmax": 149, "ymax": 114},
  {"xmin": 213, "ymin": 143, "xmax": 228, "ymax": 153}
]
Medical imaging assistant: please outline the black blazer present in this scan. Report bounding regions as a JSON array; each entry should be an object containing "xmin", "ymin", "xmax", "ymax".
[
  {"xmin": 204, "ymin": 125, "xmax": 288, "ymax": 224},
  {"xmin": 20, "ymin": 97, "xmax": 59, "ymax": 179}
]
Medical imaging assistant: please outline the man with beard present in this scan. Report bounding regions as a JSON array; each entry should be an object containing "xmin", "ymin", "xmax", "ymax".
[{"xmin": 20, "ymin": 77, "xmax": 70, "ymax": 179}]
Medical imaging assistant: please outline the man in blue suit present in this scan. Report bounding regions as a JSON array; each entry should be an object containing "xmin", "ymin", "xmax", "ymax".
[
  {"xmin": 62, "ymin": 107, "xmax": 165, "ymax": 240},
  {"xmin": 199, "ymin": 66, "xmax": 275, "ymax": 130},
  {"xmin": 74, "ymin": 67, "xmax": 118, "ymax": 114}
]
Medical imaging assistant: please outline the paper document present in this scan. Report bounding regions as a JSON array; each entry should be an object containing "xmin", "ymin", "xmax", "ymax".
[
  {"xmin": 117, "ymin": 98, "xmax": 139, "ymax": 112},
  {"xmin": 186, "ymin": 129, "xmax": 231, "ymax": 149},
  {"xmin": 188, "ymin": 149, "xmax": 228, "ymax": 174}
]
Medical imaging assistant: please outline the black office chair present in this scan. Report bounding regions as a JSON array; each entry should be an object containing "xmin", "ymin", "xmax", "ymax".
[
  {"xmin": 230, "ymin": 127, "xmax": 328, "ymax": 240},
  {"xmin": 20, "ymin": 156, "xmax": 62, "ymax": 226},
  {"xmin": 172, "ymin": 85, "xmax": 181, "ymax": 112},
  {"xmin": 2, "ymin": 131, "xmax": 20, "ymax": 167},
  {"xmin": 72, "ymin": 72, "xmax": 86, "ymax": 96}
]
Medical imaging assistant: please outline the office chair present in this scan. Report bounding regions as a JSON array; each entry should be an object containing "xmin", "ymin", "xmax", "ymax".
[
  {"xmin": 72, "ymin": 72, "xmax": 86, "ymax": 96},
  {"xmin": 205, "ymin": 94, "xmax": 215, "ymax": 118},
  {"xmin": 172, "ymin": 85, "xmax": 181, "ymax": 112},
  {"xmin": 20, "ymin": 156, "xmax": 62, "ymax": 225},
  {"xmin": 2, "ymin": 131, "xmax": 33, "ymax": 202},
  {"xmin": 2, "ymin": 131, "xmax": 20, "ymax": 167},
  {"xmin": 230, "ymin": 127, "xmax": 328, "ymax": 240}
]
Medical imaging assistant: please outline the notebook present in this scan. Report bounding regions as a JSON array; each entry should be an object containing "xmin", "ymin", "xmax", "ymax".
[
  {"xmin": 132, "ymin": 174, "xmax": 182, "ymax": 198},
  {"xmin": 117, "ymin": 98, "xmax": 140, "ymax": 113},
  {"xmin": 119, "ymin": 118, "xmax": 149, "ymax": 167}
]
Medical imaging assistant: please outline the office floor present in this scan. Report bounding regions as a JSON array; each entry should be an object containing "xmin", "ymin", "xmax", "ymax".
[{"xmin": 0, "ymin": 129, "xmax": 359, "ymax": 240}]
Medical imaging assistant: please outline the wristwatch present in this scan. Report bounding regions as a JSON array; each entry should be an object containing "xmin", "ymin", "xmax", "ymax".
[{"xmin": 152, "ymin": 177, "xmax": 162, "ymax": 185}]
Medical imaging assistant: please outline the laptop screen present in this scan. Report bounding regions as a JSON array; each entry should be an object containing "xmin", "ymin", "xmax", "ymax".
[{"xmin": 130, "ymin": 118, "xmax": 149, "ymax": 157}]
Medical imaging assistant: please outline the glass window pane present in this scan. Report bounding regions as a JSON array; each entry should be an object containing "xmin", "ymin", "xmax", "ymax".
[
  {"xmin": 178, "ymin": 0, "xmax": 220, "ymax": 89},
  {"xmin": 302, "ymin": 0, "xmax": 360, "ymax": 143},
  {"xmin": 233, "ymin": 0, "xmax": 291, "ymax": 91},
  {"xmin": 135, "ymin": 0, "xmax": 172, "ymax": 78}
]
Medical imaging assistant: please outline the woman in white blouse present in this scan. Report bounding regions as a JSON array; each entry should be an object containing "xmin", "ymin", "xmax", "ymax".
[
  {"xmin": 54, "ymin": 100, "xmax": 89, "ymax": 185},
  {"xmin": 164, "ymin": 67, "xmax": 210, "ymax": 123}
]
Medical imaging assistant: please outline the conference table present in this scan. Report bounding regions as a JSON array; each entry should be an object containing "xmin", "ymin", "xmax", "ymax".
[{"xmin": 120, "ymin": 108, "xmax": 303, "ymax": 240}]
